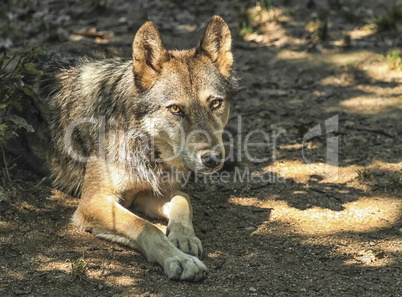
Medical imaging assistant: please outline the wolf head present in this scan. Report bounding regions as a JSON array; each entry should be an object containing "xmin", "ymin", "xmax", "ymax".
[{"xmin": 133, "ymin": 16, "xmax": 237, "ymax": 174}]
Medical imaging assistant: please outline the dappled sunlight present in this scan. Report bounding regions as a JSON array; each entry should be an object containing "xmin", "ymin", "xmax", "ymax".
[
  {"xmin": 36, "ymin": 259, "xmax": 70, "ymax": 273},
  {"xmin": 104, "ymin": 275, "xmax": 138, "ymax": 286},
  {"xmin": 278, "ymin": 142, "xmax": 318, "ymax": 151},
  {"xmin": 348, "ymin": 26, "xmax": 377, "ymax": 41},
  {"xmin": 316, "ymin": 51, "xmax": 402, "ymax": 81},
  {"xmin": 265, "ymin": 160, "xmax": 357, "ymax": 183},
  {"xmin": 322, "ymin": 51, "xmax": 380, "ymax": 67},
  {"xmin": 229, "ymin": 195, "xmax": 402, "ymax": 236},
  {"xmin": 2, "ymin": 271, "xmax": 26, "ymax": 281},
  {"xmin": 276, "ymin": 49, "xmax": 309, "ymax": 60},
  {"xmin": 338, "ymin": 96, "xmax": 402, "ymax": 115},
  {"xmin": 370, "ymin": 160, "xmax": 402, "ymax": 171},
  {"xmin": 375, "ymin": 241, "xmax": 402, "ymax": 254},
  {"xmin": 0, "ymin": 221, "xmax": 17, "ymax": 233},
  {"xmin": 229, "ymin": 155, "xmax": 402, "ymax": 268},
  {"xmin": 207, "ymin": 252, "xmax": 224, "ymax": 259},
  {"xmin": 338, "ymin": 240, "xmax": 401, "ymax": 267},
  {"xmin": 275, "ymin": 49, "xmax": 402, "ymax": 85},
  {"xmin": 331, "ymin": 26, "xmax": 377, "ymax": 47},
  {"xmin": 319, "ymin": 72, "xmax": 355, "ymax": 87},
  {"xmin": 265, "ymin": 157, "xmax": 401, "ymax": 188},
  {"xmin": 271, "ymin": 196, "xmax": 401, "ymax": 235},
  {"xmin": 324, "ymin": 82, "xmax": 402, "ymax": 115},
  {"xmin": 266, "ymin": 160, "xmax": 325, "ymax": 183},
  {"xmin": 338, "ymin": 236, "xmax": 401, "ymax": 267},
  {"xmin": 343, "ymin": 257, "xmax": 396, "ymax": 268},
  {"xmin": 248, "ymin": 5, "xmax": 291, "ymax": 24},
  {"xmin": 243, "ymin": 6, "xmax": 307, "ymax": 47},
  {"xmin": 275, "ymin": 49, "xmax": 378, "ymax": 65}
]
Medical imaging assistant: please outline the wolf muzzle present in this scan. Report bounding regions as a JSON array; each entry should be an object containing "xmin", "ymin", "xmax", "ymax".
[{"xmin": 201, "ymin": 152, "xmax": 223, "ymax": 170}]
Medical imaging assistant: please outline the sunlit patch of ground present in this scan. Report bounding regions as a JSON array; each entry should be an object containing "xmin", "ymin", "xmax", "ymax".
[
  {"xmin": 230, "ymin": 154, "xmax": 402, "ymax": 268},
  {"xmin": 101, "ymin": 275, "xmax": 138, "ymax": 286},
  {"xmin": 265, "ymin": 159, "xmax": 401, "ymax": 190},
  {"xmin": 278, "ymin": 142, "xmax": 318, "ymax": 152},
  {"xmin": 339, "ymin": 96, "xmax": 402, "ymax": 115},
  {"xmin": 331, "ymin": 25, "xmax": 377, "ymax": 47},
  {"xmin": 276, "ymin": 49, "xmax": 310, "ymax": 60},
  {"xmin": 229, "ymin": 192, "xmax": 402, "ymax": 267},
  {"xmin": 36, "ymin": 257, "xmax": 71, "ymax": 274},
  {"xmin": 335, "ymin": 83, "xmax": 402, "ymax": 116},
  {"xmin": 276, "ymin": 49, "xmax": 402, "ymax": 80},
  {"xmin": 0, "ymin": 221, "xmax": 17, "ymax": 234},
  {"xmin": 264, "ymin": 160, "xmax": 358, "ymax": 183},
  {"xmin": 233, "ymin": 160, "xmax": 402, "ymax": 237},
  {"xmin": 229, "ymin": 195, "xmax": 402, "ymax": 236},
  {"xmin": 370, "ymin": 160, "xmax": 402, "ymax": 172},
  {"xmin": 242, "ymin": 6, "xmax": 307, "ymax": 47},
  {"xmin": 273, "ymin": 48, "xmax": 402, "ymax": 122}
]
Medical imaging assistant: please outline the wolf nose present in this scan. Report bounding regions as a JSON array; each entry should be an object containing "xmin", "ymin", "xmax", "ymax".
[{"xmin": 201, "ymin": 153, "xmax": 223, "ymax": 169}]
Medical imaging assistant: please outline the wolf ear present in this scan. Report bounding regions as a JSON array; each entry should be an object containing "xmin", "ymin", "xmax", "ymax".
[
  {"xmin": 198, "ymin": 16, "xmax": 233, "ymax": 77},
  {"xmin": 132, "ymin": 21, "xmax": 168, "ymax": 90}
]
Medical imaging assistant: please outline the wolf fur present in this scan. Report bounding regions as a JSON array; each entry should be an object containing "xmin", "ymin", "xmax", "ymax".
[{"xmin": 35, "ymin": 16, "xmax": 237, "ymax": 281}]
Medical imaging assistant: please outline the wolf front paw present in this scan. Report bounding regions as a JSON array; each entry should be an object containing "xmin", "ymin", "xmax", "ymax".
[
  {"xmin": 163, "ymin": 252, "xmax": 208, "ymax": 281},
  {"xmin": 167, "ymin": 225, "xmax": 203, "ymax": 258},
  {"xmin": 168, "ymin": 233, "xmax": 203, "ymax": 258}
]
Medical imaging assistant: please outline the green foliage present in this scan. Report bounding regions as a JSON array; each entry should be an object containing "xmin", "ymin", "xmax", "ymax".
[
  {"xmin": 70, "ymin": 255, "xmax": 90, "ymax": 282},
  {"xmin": 0, "ymin": 47, "xmax": 43, "ymax": 186},
  {"xmin": 356, "ymin": 167, "xmax": 372, "ymax": 182},
  {"xmin": 239, "ymin": 21, "xmax": 254, "ymax": 36},
  {"xmin": 237, "ymin": 0, "xmax": 275, "ymax": 37},
  {"xmin": 0, "ymin": 47, "xmax": 43, "ymax": 148},
  {"xmin": 386, "ymin": 48, "xmax": 402, "ymax": 71},
  {"xmin": 237, "ymin": 2, "xmax": 255, "ymax": 37}
]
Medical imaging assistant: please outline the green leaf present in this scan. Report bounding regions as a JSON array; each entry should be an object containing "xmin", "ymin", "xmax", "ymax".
[
  {"xmin": 0, "ymin": 123, "xmax": 7, "ymax": 137},
  {"xmin": 22, "ymin": 86, "xmax": 35, "ymax": 97},
  {"xmin": 23, "ymin": 62, "xmax": 43, "ymax": 75},
  {"xmin": 8, "ymin": 115, "xmax": 34, "ymax": 133},
  {"xmin": 13, "ymin": 73, "xmax": 24, "ymax": 79}
]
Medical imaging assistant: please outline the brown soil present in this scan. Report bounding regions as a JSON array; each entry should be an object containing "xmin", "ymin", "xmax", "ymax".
[{"xmin": 1, "ymin": 1, "xmax": 402, "ymax": 296}]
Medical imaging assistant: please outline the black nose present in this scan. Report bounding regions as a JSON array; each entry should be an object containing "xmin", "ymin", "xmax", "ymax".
[{"xmin": 201, "ymin": 153, "xmax": 223, "ymax": 169}]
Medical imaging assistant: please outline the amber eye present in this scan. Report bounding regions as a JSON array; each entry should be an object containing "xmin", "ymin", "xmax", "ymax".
[
  {"xmin": 168, "ymin": 105, "xmax": 184, "ymax": 116},
  {"xmin": 210, "ymin": 99, "xmax": 223, "ymax": 111}
]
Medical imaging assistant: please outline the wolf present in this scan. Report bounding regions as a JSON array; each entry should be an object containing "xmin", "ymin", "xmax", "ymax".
[{"xmin": 34, "ymin": 16, "xmax": 237, "ymax": 281}]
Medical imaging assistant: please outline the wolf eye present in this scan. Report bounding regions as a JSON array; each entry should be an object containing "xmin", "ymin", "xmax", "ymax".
[
  {"xmin": 168, "ymin": 105, "xmax": 184, "ymax": 116},
  {"xmin": 210, "ymin": 99, "xmax": 223, "ymax": 111}
]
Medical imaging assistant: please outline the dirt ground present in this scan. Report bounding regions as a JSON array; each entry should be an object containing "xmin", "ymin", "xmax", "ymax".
[{"xmin": 1, "ymin": 0, "xmax": 402, "ymax": 296}]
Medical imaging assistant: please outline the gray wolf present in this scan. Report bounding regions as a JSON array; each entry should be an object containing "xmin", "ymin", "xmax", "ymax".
[{"xmin": 36, "ymin": 15, "xmax": 237, "ymax": 281}]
